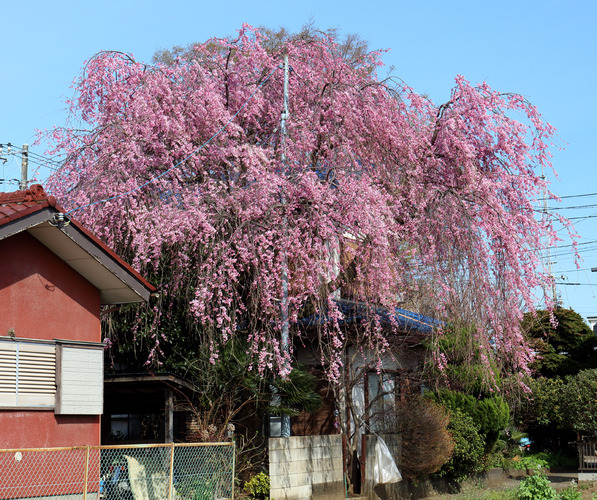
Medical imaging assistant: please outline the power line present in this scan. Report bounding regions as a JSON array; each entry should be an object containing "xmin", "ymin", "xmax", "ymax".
[
  {"xmin": 0, "ymin": 144, "xmax": 63, "ymax": 171},
  {"xmin": 540, "ymin": 192, "xmax": 597, "ymax": 201},
  {"xmin": 546, "ymin": 203, "xmax": 597, "ymax": 211},
  {"xmin": 557, "ymin": 267, "xmax": 594, "ymax": 273},
  {"xmin": 551, "ymin": 239, "xmax": 597, "ymax": 249},
  {"xmin": 568, "ymin": 214, "xmax": 597, "ymax": 221},
  {"xmin": 25, "ymin": 149, "xmax": 63, "ymax": 163},
  {"xmin": 556, "ymin": 282, "xmax": 597, "ymax": 286}
]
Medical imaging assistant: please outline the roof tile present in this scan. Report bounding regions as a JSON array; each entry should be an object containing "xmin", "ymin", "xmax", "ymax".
[{"xmin": 0, "ymin": 184, "xmax": 54, "ymax": 226}]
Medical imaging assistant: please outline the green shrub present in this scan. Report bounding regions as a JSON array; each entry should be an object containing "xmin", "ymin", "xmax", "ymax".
[
  {"xmin": 188, "ymin": 477, "xmax": 216, "ymax": 500},
  {"xmin": 544, "ymin": 450, "xmax": 577, "ymax": 468},
  {"xmin": 433, "ymin": 389, "xmax": 509, "ymax": 452},
  {"xmin": 528, "ymin": 450, "xmax": 577, "ymax": 469},
  {"xmin": 516, "ymin": 472, "xmax": 557, "ymax": 500},
  {"xmin": 440, "ymin": 410, "xmax": 485, "ymax": 481},
  {"xmin": 510, "ymin": 455, "xmax": 549, "ymax": 471},
  {"xmin": 244, "ymin": 472, "xmax": 270, "ymax": 500},
  {"xmin": 559, "ymin": 480, "xmax": 582, "ymax": 500}
]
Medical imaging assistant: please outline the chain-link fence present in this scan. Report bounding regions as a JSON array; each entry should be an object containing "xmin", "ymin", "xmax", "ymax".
[{"xmin": 0, "ymin": 442, "xmax": 235, "ymax": 500}]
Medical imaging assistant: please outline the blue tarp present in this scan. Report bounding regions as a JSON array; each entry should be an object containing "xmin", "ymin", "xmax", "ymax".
[{"xmin": 297, "ymin": 299, "xmax": 442, "ymax": 334}]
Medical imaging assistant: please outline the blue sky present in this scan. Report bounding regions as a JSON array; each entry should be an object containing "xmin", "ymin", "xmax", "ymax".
[{"xmin": 1, "ymin": 0, "xmax": 596, "ymax": 318}]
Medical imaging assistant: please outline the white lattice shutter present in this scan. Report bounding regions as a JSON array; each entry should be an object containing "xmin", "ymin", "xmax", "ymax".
[
  {"xmin": 0, "ymin": 342, "xmax": 17, "ymax": 406},
  {"xmin": 55, "ymin": 344, "xmax": 103, "ymax": 415},
  {"xmin": 17, "ymin": 343, "xmax": 56, "ymax": 406},
  {"xmin": 0, "ymin": 340, "xmax": 55, "ymax": 407}
]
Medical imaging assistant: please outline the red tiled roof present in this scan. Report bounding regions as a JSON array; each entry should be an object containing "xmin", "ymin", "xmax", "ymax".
[
  {"xmin": 0, "ymin": 184, "xmax": 57, "ymax": 226},
  {"xmin": 0, "ymin": 184, "xmax": 156, "ymax": 296}
]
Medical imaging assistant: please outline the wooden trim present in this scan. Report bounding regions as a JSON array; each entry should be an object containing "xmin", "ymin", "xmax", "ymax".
[
  {"xmin": 0, "ymin": 406, "xmax": 54, "ymax": 410},
  {"xmin": 83, "ymin": 446, "xmax": 90, "ymax": 500},
  {"xmin": 361, "ymin": 433, "xmax": 366, "ymax": 491},
  {"xmin": 164, "ymin": 442, "xmax": 234, "ymax": 448},
  {"xmin": 0, "ymin": 442, "xmax": 235, "ymax": 453},
  {"xmin": 105, "ymin": 373, "xmax": 194, "ymax": 391},
  {"xmin": 0, "ymin": 337, "xmax": 104, "ymax": 348},
  {"xmin": 0, "ymin": 336, "xmax": 55, "ymax": 345},
  {"xmin": 232, "ymin": 442, "xmax": 236, "ymax": 500},
  {"xmin": 165, "ymin": 388, "xmax": 174, "ymax": 443}
]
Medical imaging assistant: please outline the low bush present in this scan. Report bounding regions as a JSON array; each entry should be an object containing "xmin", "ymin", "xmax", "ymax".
[
  {"xmin": 396, "ymin": 396, "xmax": 455, "ymax": 480},
  {"xmin": 244, "ymin": 472, "xmax": 270, "ymax": 500},
  {"xmin": 509, "ymin": 455, "xmax": 548, "ymax": 471},
  {"xmin": 516, "ymin": 472, "xmax": 557, "ymax": 500},
  {"xmin": 532, "ymin": 450, "xmax": 577, "ymax": 469},
  {"xmin": 558, "ymin": 480, "xmax": 582, "ymax": 500}
]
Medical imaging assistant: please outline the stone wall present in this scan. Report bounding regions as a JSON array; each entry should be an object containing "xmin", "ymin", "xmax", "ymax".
[{"xmin": 269, "ymin": 435, "xmax": 344, "ymax": 500}]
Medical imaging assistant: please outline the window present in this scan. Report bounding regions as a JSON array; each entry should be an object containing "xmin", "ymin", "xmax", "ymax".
[
  {"xmin": 0, "ymin": 338, "xmax": 103, "ymax": 414},
  {"xmin": 366, "ymin": 371, "xmax": 400, "ymax": 433},
  {"xmin": 268, "ymin": 415, "xmax": 283, "ymax": 437},
  {"xmin": 0, "ymin": 339, "xmax": 56, "ymax": 407},
  {"xmin": 110, "ymin": 413, "xmax": 164, "ymax": 441}
]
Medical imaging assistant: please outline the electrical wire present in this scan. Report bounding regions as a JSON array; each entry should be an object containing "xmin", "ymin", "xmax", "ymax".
[
  {"xmin": 0, "ymin": 144, "xmax": 64, "ymax": 172},
  {"xmin": 546, "ymin": 203, "xmax": 597, "ymax": 211},
  {"xmin": 557, "ymin": 267, "xmax": 593, "ymax": 273},
  {"xmin": 538, "ymin": 191, "xmax": 597, "ymax": 201},
  {"xmin": 556, "ymin": 282, "xmax": 596, "ymax": 286},
  {"xmin": 551, "ymin": 240, "xmax": 597, "ymax": 249},
  {"xmin": 13, "ymin": 151, "xmax": 62, "ymax": 168},
  {"xmin": 568, "ymin": 214, "xmax": 597, "ymax": 221}
]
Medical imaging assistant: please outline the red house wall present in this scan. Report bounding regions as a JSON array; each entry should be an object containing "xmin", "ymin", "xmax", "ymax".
[
  {"xmin": 0, "ymin": 413, "xmax": 99, "ymax": 449},
  {"xmin": 0, "ymin": 231, "xmax": 101, "ymax": 448},
  {"xmin": 0, "ymin": 232, "xmax": 100, "ymax": 343}
]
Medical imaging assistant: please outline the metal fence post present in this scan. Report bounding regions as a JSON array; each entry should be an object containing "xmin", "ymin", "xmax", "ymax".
[
  {"xmin": 83, "ymin": 445, "xmax": 90, "ymax": 500},
  {"xmin": 232, "ymin": 442, "xmax": 236, "ymax": 500},
  {"xmin": 168, "ymin": 442, "xmax": 175, "ymax": 500}
]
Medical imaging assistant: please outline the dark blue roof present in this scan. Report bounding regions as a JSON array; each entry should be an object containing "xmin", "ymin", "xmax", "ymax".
[{"xmin": 297, "ymin": 299, "xmax": 442, "ymax": 334}]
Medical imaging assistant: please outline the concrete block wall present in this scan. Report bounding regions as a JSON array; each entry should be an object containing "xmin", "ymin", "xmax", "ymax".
[{"xmin": 269, "ymin": 435, "xmax": 344, "ymax": 500}]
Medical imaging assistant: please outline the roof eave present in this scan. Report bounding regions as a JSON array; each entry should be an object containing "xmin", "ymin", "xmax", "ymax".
[{"xmin": 0, "ymin": 206, "xmax": 155, "ymax": 304}]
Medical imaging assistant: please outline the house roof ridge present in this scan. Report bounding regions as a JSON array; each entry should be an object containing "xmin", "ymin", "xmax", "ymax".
[{"xmin": 0, "ymin": 184, "xmax": 57, "ymax": 207}]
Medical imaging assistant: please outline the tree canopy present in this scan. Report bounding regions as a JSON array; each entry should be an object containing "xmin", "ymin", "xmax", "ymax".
[
  {"xmin": 522, "ymin": 307, "xmax": 596, "ymax": 377},
  {"xmin": 45, "ymin": 25, "xmax": 570, "ymax": 383}
]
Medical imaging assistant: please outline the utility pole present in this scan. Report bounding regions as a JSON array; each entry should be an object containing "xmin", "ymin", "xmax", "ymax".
[
  {"xmin": 20, "ymin": 144, "xmax": 28, "ymax": 190},
  {"xmin": 280, "ymin": 54, "xmax": 291, "ymax": 438}
]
